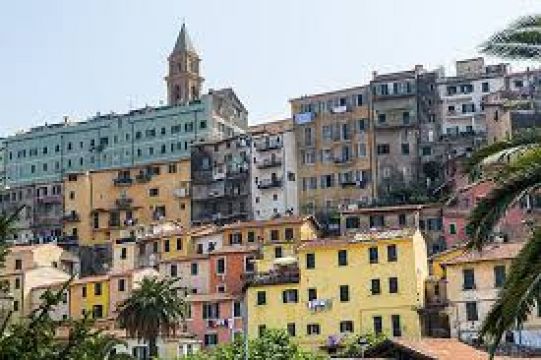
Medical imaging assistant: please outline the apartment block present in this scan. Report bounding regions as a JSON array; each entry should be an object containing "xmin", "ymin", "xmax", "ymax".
[
  {"xmin": 3, "ymin": 24, "xmax": 246, "ymax": 187},
  {"xmin": 191, "ymin": 134, "xmax": 252, "ymax": 225},
  {"xmin": 0, "ymin": 181, "xmax": 63, "ymax": 244},
  {"xmin": 290, "ymin": 86, "xmax": 373, "ymax": 233},
  {"xmin": 249, "ymin": 119, "xmax": 299, "ymax": 220},
  {"xmin": 437, "ymin": 58, "xmax": 508, "ymax": 158},
  {"xmin": 245, "ymin": 228, "xmax": 428, "ymax": 352}
]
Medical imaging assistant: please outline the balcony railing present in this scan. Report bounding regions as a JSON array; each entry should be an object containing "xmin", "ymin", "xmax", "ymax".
[
  {"xmin": 173, "ymin": 188, "xmax": 189, "ymax": 198},
  {"xmin": 255, "ymin": 142, "xmax": 282, "ymax": 152},
  {"xmin": 115, "ymin": 198, "xmax": 133, "ymax": 209},
  {"xmin": 243, "ymin": 268, "xmax": 299, "ymax": 287},
  {"xmin": 58, "ymin": 235, "xmax": 79, "ymax": 244},
  {"xmin": 62, "ymin": 211, "xmax": 80, "ymax": 222},
  {"xmin": 135, "ymin": 173, "xmax": 152, "ymax": 183},
  {"xmin": 256, "ymin": 157, "xmax": 282, "ymax": 169},
  {"xmin": 113, "ymin": 177, "xmax": 133, "ymax": 186},
  {"xmin": 37, "ymin": 195, "xmax": 63, "ymax": 204},
  {"xmin": 257, "ymin": 178, "xmax": 283, "ymax": 189},
  {"xmin": 333, "ymin": 156, "xmax": 353, "ymax": 165}
]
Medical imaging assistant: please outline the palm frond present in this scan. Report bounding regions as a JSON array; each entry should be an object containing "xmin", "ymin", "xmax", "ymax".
[
  {"xmin": 480, "ymin": 15, "xmax": 541, "ymax": 60},
  {"xmin": 464, "ymin": 131, "xmax": 541, "ymax": 176},
  {"xmin": 481, "ymin": 228, "xmax": 541, "ymax": 357},
  {"xmin": 466, "ymin": 160, "xmax": 541, "ymax": 249}
]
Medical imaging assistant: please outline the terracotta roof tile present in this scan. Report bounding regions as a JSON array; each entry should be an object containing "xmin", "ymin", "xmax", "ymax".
[
  {"xmin": 443, "ymin": 243, "xmax": 523, "ymax": 265},
  {"xmin": 298, "ymin": 228, "xmax": 417, "ymax": 250},
  {"xmin": 187, "ymin": 293, "xmax": 237, "ymax": 302},
  {"xmin": 222, "ymin": 215, "xmax": 318, "ymax": 231}
]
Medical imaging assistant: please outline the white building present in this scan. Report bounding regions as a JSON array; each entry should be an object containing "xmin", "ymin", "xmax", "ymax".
[
  {"xmin": 438, "ymin": 58, "xmax": 508, "ymax": 137},
  {"xmin": 249, "ymin": 120, "xmax": 298, "ymax": 220}
]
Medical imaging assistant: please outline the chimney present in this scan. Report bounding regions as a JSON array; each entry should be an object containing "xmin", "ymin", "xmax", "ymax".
[
  {"xmin": 414, "ymin": 65, "xmax": 424, "ymax": 74},
  {"xmin": 63, "ymin": 116, "xmax": 69, "ymax": 123},
  {"xmin": 372, "ymin": 71, "xmax": 378, "ymax": 80}
]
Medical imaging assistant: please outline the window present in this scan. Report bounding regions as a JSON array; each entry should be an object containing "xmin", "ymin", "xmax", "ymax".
[
  {"xmin": 82, "ymin": 286, "xmax": 87, "ymax": 298},
  {"xmin": 371, "ymin": 279, "xmax": 381, "ymax": 295},
  {"xmin": 176, "ymin": 238, "xmax": 182, "ymax": 250},
  {"xmin": 387, "ymin": 245, "xmax": 397, "ymax": 262},
  {"xmin": 149, "ymin": 188, "xmax": 159, "ymax": 197},
  {"xmin": 463, "ymin": 269, "xmax": 475, "ymax": 290},
  {"xmin": 466, "ymin": 302, "xmax": 478, "ymax": 321},
  {"xmin": 307, "ymin": 324, "xmax": 320, "ymax": 335},
  {"xmin": 270, "ymin": 230, "xmax": 280, "ymax": 242},
  {"xmin": 245, "ymin": 256, "xmax": 255, "ymax": 273},
  {"xmin": 449, "ymin": 223, "xmax": 457, "ymax": 235},
  {"xmin": 191, "ymin": 263, "xmax": 198, "ymax": 275},
  {"xmin": 285, "ymin": 228, "xmax": 294, "ymax": 241},
  {"xmin": 282, "ymin": 289, "xmax": 299, "ymax": 303},
  {"xmin": 258, "ymin": 325, "xmax": 266, "ymax": 337},
  {"xmin": 338, "ymin": 250, "xmax": 348, "ymax": 266},
  {"xmin": 306, "ymin": 253, "xmax": 315, "ymax": 269},
  {"xmin": 373, "ymin": 316, "xmax": 383, "ymax": 335},
  {"xmin": 398, "ymin": 213, "xmax": 407, "ymax": 226},
  {"xmin": 402, "ymin": 111, "xmax": 410, "ymax": 124},
  {"xmin": 216, "ymin": 258, "xmax": 225, "ymax": 274},
  {"xmin": 482, "ymin": 82, "xmax": 490, "ymax": 92},
  {"xmin": 401, "ymin": 143, "xmax": 410, "ymax": 155},
  {"xmin": 15, "ymin": 259, "xmax": 22, "ymax": 270},
  {"xmin": 14, "ymin": 278, "xmax": 20, "ymax": 289},
  {"xmin": 369, "ymin": 247, "xmax": 378, "ymax": 264},
  {"xmin": 308, "ymin": 288, "xmax": 317, "ymax": 301},
  {"xmin": 378, "ymin": 113, "xmax": 386, "ymax": 123},
  {"xmin": 204, "ymin": 334, "xmax": 218, "ymax": 346},
  {"xmin": 234, "ymin": 301, "xmax": 242, "ymax": 317},
  {"xmin": 389, "ymin": 277, "xmax": 399, "ymax": 293},
  {"xmin": 92, "ymin": 305, "xmax": 103, "ymax": 319},
  {"xmin": 274, "ymin": 246, "xmax": 283, "ymax": 259},
  {"xmin": 339, "ymin": 285, "xmax": 350, "ymax": 302},
  {"xmin": 340, "ymin": 321, "xmax": 354, "ymax": 333},
  {"xmin": 118, "ymin": 278, "xmax": 126, "ymax": 292},
  {"xmin": 376, "ymin": 144, "xmax": 390, "ymax": 155},
  {"xmin": 120, "ymin": 247, "xmax": 127, "ymax": 259},
  {"xmin": 164, "ymin": 239, "xmax": 170, "ymax": 252},
  {"xmin": 202, "ymin": 303, "xmax": 220, "ymax": 319},
  {"xmin": 392, "ymin": 315, "xmax": 402, "ymax": 336},
  {"xmin": 494, "ymin": 265, "xmax": 506, "ymax": 288},
  {"xmin": 247, "ymin": 231, "xmax": 255, "ymax": 243},
  {"xmin": 257, "ymin": 291, "xmax": 266, "ymax": 305},
  {"xmin": 287, "ymin": 323, "xmax": 296, "ymax": 337},
  {"xmin": 94, "ymin": 283, "xmax": 102, "ymax": 296},
  {"xmin": 170, "ymin": 264, "xmax": 178, "ymax": 277},
  {"xmin": 168, "ymin": 164, "xmax": 177, "ymax": 173}
]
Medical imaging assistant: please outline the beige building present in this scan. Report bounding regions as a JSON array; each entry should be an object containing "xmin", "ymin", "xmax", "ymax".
[
  {"xmin": 290, "ymin": 86, "xmax": 373, "ymax": 233},
  {"xmin": 444, "ymin": 243, "xmax": 541, "ymax": 345}
]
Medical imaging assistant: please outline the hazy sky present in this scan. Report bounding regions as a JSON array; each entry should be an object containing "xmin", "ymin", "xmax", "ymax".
[{"xmin": 1, "ymin": 0, "xmax": 540, "ymax": 136}]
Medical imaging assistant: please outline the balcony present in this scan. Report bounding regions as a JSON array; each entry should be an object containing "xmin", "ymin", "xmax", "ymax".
[
  {"xmin": 115, "ymin": 198, "xmax": 133, "ymax": 209},
  {"xmin": 135, "ymin": 173, "xmax": 152, "ymax": 183},
  {"xmin": 108, "ymin": 220, "xmax": 121, "ymax": 228},
  {"xmin": 256, "ymin": 157, "xmax": 282, "ymax": 169},
  {"xmin": 255, "ymin": 141, "xmax": 282, "ymax": 152},
  {"xmin": 340, "ymin": 179, "xmax": 367, "ymax": 188},
  {"xmin": 243, "ymin": 267, "xmax": 299, "ymax": 287},
  {"xmin": 333, "ymin": 156, "xmax": 353, "ymax": 165},
  {"xmin": 113, "ymin": 177, "xmax": 133, "ymax": 187},
  {"xmin": 173, "ymin": 188, "xmax": 190, "ymax": 198},
  {"xmin": 374, "ymin": 119, "xmax": 416, "ymax": 129},
  {"xmin": 62, "ymin": 211, "xmax": 80, "ymax": 222},
  {"xmin": 37, "ymin": 195, "xmax": 62, "ymax": 204},
  {"xmin": 58, "ymin": 235, "xmax": 79, "ymax": 245},
  {"xmin": 257, "ymin": 178, "xmax": 283, "ymax": 189}
]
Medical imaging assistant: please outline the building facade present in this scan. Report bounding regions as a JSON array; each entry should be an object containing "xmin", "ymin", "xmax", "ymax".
[
  {"xmin": 249, "ymin": 119, "xmax": 299, "ymax": 220},
  {"xmin": 191, "ymin": 134, "xmax": 252, "ymax": 226},
  {"xmin": 290, "ymin": 86, "xmax": 373, "ymax": 233},
  {"xmin": 246, "ymin": 228, "xmax": 428, "ymax": 352}
]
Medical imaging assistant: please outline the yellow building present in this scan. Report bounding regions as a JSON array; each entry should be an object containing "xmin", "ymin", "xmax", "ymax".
[
  {"xmin": 246, "ymin": 228, "xmax": 428, "ymax": 352},
  {"xmin": 69, "ymin": 274, "xmax": 110, "ymax": 320},
  {"xmin": 444, "ymin": 243, "xmax": 541, "ymax": 345},
  {"xmin": 222, "ymin": 215, "xmax": 320, "ymax": 272},
  {"xmin": 63, "ymin": 159, "xmax": 191, "ymax": 246}
]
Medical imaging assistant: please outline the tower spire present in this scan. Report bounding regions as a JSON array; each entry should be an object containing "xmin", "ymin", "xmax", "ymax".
[{"xmin": 172, "ymin": 22, "xmax": 197, "ymax": 55}]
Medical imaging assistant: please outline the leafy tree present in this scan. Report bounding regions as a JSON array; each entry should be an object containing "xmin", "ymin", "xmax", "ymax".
[
  {"xmin": 117, "ymin": 277, "xmax": 186, "ymax": 358},
  {"xmin": 337, "ymin": 332, "xmax": 386, "ymax": 358},
  {"xmin": 184, "ymin": 329, "xmax": 327, "ymax": 360}
]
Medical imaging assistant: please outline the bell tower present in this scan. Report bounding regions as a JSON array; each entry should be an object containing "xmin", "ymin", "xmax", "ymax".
[{"xmin": 165, "ymin": 23, "xmax": 204, "ymax": 105}]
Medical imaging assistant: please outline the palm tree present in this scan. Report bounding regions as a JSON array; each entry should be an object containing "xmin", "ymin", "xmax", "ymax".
[
  {"xmin": 117, "ymin": 277, "xmax": 186, "ymax": 358},
  {"xmin": 480, "ymin": 15, "xmax": 541, "ymax": 60}
]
